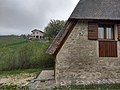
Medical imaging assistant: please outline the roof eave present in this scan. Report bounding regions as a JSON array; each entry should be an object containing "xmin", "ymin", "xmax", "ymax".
[
  {"xmin": 70, "ymin": 17, "xmax": 120, "ymax": 21},
  {"xmin": 47, "ymin": 19, "xmax": 78, "ymax": 56}
]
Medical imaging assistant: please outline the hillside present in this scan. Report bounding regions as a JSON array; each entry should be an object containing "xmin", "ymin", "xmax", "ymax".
[
  {"xmin": 0, "ymin": 35, "xmax": 54, "ymax": 71},
  {"xmin": 0, "ymin": 35, "xmax": 26, "ymax": 45}
]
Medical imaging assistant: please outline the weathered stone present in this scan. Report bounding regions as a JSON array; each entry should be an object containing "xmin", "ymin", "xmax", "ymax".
[{"xmin": 55, "ymin": 20, "xmax": 120, "ymax": 85}]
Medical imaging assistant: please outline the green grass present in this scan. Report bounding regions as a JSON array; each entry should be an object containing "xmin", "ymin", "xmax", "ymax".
[
  {"xmin": 0, "ymin": 35, "xmax": 26, "ymax": 45},
  {"xmin": 54, "ymin": 84, "xmax": 120, "ymax": 90},
  {"xmin": 0, "ymin": 35, "xmax": 55, "ymax": 71},
  {"xmin": 0, "ymin": 67, "xmax": 53, "ymax": 77},
  {"xmin": 0, "ymin": 68, "xmax": 41, "ymax": 77},
  {"xmin": 1, "ymin": 83, "xmax": 120, "ymax": 90},
  {"xmin": 0, "ymin": 84, "xmax": 120, "ymax": 90},
  {"xmin": 0, "ymin": 85, "xmax": 29, "ymax": 90},
  {"xmin": 0, "ymin": 35, "xmax": 54, "ymax": 89}
]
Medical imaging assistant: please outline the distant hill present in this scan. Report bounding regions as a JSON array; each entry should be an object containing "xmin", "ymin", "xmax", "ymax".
[{"xmin": 0, "ymin": 35, "xmax": 27, "ymax": 45}]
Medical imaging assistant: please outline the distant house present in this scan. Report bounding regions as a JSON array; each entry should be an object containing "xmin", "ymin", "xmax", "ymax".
[
  {"xmin": 31, "ymin": 29, "xmax": 44, "ymax": 40},
  {"xmin": 47, "ymin": 0, "xmax": 120, "ymax": 85}
]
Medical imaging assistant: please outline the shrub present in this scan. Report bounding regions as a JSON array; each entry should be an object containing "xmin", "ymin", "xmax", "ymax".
[
  {"xmin": 0, "ymin": 48, "xmax": 18, "ymax": 70},
  {"xmin": 0, "ymin": 41, "xmax": 55, "ymax": 71},
  {"xmin": 17, "ymin": 44, "xmax": 33, "ymax": 69}
]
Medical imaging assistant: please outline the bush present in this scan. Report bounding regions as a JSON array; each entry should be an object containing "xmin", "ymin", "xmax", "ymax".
[
  {"xmin": 0, "ymin": 48, "xmax": 18, "ymax": 70},
  {"xmin": 17, "ymin": 44, "xmax": 33, "ymax": 69},
  {"xmin": 0, "ymin": 41, "xmax": 55, "ymax": 71}
]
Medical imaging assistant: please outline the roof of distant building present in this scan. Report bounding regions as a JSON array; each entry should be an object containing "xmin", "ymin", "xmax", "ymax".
[{"xmin": 31, "ymin": 29, "xmax": 44, "ymax": 33}]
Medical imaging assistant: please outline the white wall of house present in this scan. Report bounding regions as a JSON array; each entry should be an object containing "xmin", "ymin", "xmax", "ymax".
[{"xmin": 31, "ymin": 31, "xmax": 43, "ymax": 39}]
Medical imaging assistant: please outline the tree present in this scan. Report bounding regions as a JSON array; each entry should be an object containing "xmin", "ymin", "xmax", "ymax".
[{"xmin": 44, "ymin": 20, "xmax": 66, "ymax": 41}]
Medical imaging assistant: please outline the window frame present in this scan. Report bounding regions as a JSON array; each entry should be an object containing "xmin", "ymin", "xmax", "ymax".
[
  {"xmin": 33, "ymin": 32, "xmax": 35, "ymax": 34},
  {"xmin": 98, "ymin": 24, "xmax": 114, "ymax": 40}
]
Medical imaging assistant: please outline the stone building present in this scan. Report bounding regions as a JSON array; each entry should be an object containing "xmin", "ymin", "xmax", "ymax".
[
  {"xmin": 47, "ymin": 0, "xmax": 120, "ymax": 85},
  {"xmin": 31, "ymin": 29, "xmax": 44, "ymax": 39}
]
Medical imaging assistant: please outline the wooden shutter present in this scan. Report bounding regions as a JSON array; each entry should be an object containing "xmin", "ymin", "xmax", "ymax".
[
  {"xmin": 88, "ymin": 23, "xmax": 98, "ymax": 40},
  {"xmin": 99, "ymin": 41, "xmax": 117, "ymax": 57},
  {"xmin": 118, "ymin": 24, "xmax": 120, "ymax": 41}
]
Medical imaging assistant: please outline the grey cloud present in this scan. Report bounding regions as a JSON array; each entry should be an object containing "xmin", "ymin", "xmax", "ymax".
[{"xmin": 0, "ymin": 0, "xmax": 79, "ymax": 35}]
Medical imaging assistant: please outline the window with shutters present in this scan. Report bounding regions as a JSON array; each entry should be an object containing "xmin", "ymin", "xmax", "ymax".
[
  {"xmin": 88, "ymin": 23, "xmax": 117, "ymax": 57},
  {"xmin": 88, "ymin": 23, "xmax": 114, "ymax": 40},
  {"xmin": 98, "ymin": 25, "xmax": 117, "ymax": 57}
]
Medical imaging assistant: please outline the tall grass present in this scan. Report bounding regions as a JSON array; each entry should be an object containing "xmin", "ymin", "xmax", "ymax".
[{"xmin": 0, "ymin": 40, "xmax": 55, "ymax": 71}]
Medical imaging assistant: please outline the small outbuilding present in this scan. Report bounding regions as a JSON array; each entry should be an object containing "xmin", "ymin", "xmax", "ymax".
[
  {"xmin": 31, "ymin": 29, "xmax": 44, "ymax": 40},
  {"xmin": 47, "ymin": 0, "xmax": 120, "ymax": 85}
]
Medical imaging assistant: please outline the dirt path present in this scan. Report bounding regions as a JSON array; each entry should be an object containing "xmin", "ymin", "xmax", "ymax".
[{"xmin": 0, "ymin": 73, "xmax": 36, "ymax": 86}]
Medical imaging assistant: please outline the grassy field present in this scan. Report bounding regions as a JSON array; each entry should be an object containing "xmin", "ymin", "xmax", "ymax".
[
  {"xmin": 0, "ymin": 35, "xmax": 54, "ymax": 71},
  {"xmin": 0, "ymin": 35, "xmax": 26, "ymax": 45},
  {"xmin": 0, "ymin": 35, "xmax": 54, "ymax": 89}
]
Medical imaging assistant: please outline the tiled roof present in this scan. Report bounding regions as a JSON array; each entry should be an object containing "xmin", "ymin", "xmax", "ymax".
[{"xmin": 70, "ymin": 0, "xmax": 120, "ymax": 20}]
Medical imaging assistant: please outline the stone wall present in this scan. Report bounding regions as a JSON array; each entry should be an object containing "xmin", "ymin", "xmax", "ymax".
[{"xmin": 55, "ymin": 20, "xmax": 120, "ymax": 85}]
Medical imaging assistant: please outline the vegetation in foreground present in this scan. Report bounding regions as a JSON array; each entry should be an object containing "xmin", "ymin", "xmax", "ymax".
[
  {"xmin": 0, "ymin": 85, "xmax": 29, "ymax": 90},
  {"xmin": 1, "ymin": 83, "xmax": 120, "ymax": 90},
  {"xmin": 0, "ymin": 35, "xmax": 54, "ymax": 71},
  {"xmin": 0, "ymin": 35, "xmax": 54, "ymax": 89},
  {"xmin": 54, "ymin": 84, "xmax": 120, "ymax": 90},
  {"xmin": 0, "ymin": 68, "xmax": 41, "ymax": 90},
  {"xmin": 0, "ymin": 68, "xmax": 54, "ymax": 90},
  {"xmin": 0, "ymin": 68, "xmax": 43, "ymax": 77},
  {"xmin": 0, "ymin": 69, "xmax": 49, "ymax": 89}
]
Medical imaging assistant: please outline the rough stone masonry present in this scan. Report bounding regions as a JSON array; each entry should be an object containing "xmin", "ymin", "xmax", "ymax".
[{"xmin": 55, "ymin": 20, "xmax": 120, "ymax": 85}]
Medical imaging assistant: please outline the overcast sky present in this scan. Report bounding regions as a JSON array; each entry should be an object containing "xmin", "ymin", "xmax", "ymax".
[{"xmin": 0, "ymin": 0, "xmax": 79, "ymax": 35}]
